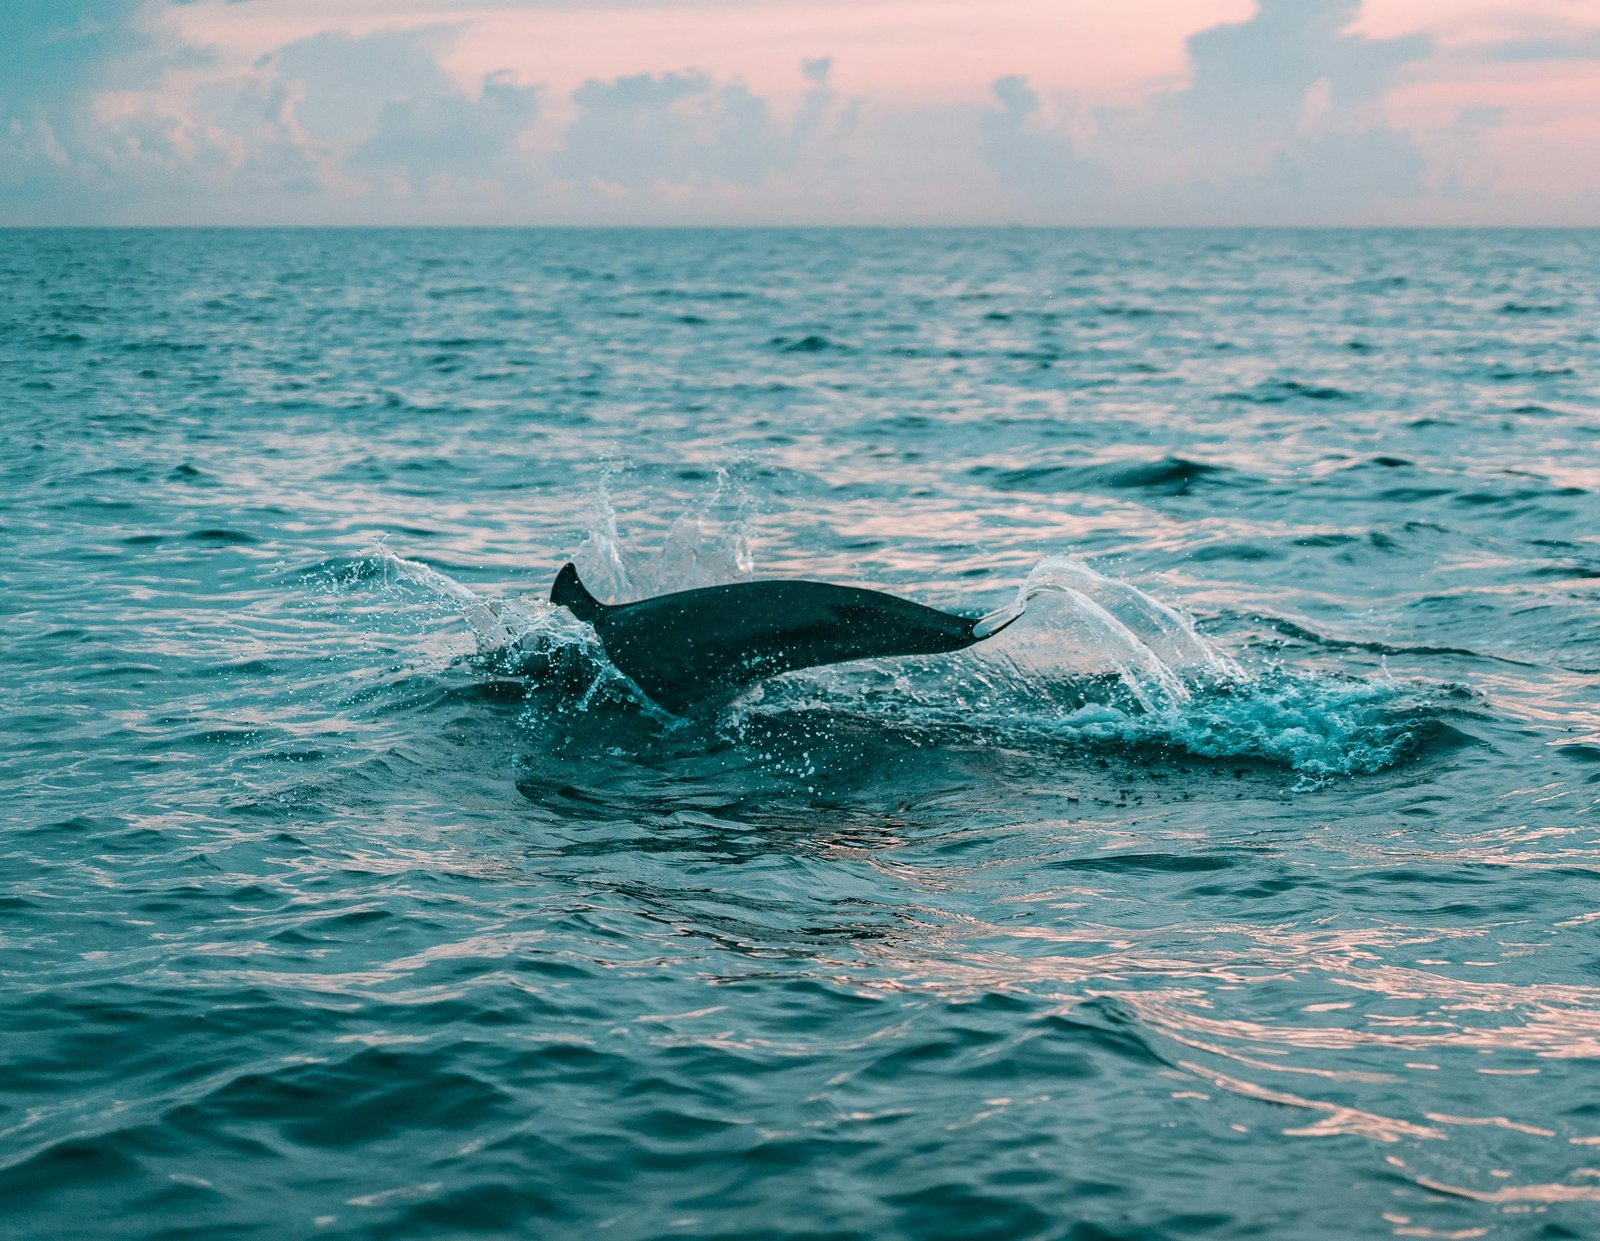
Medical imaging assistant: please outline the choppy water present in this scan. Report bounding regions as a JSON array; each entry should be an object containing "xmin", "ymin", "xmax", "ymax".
[{"xmin": 4, "ymin": 228, "xmax": 1600, "ymax": 1240}]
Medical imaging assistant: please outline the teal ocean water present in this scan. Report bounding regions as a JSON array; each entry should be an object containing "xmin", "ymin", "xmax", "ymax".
[{"xmin": 4, "ymin": 228, "xmax": 1600, "ymax": 1240}]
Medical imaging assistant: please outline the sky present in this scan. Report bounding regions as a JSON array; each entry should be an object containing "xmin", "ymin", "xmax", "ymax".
[{"xmin": 2, "ymin": 0, "xmax": 1598, "ymax": 225}]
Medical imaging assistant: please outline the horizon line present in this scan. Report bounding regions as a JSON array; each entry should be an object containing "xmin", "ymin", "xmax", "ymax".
[{"xmin": 4, "ymin": 222, "xmax": 1599, "ymax": 231}]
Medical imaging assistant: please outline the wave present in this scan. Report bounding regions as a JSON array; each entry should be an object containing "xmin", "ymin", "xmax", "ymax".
[
  {"xmin": 975, "ymin": 456, "xmax": 1232, "ymax": 496},
  {"xmin": 1219, "ymin": 380, "xmax": 1355, "ymax": 404},
  {"xmin": 769, "ymin": 333, "xmax": 843, "ymax": 353}
]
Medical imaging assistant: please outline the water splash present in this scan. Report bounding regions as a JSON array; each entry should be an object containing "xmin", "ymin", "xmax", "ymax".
[
  {"xmin": 968, "ymin": 554, "xmax": 1236, "ymax": 714},
  {"xmin": 570, "ymin": 468, "xmax": 633, "ymax": 602},
  {"xmin": 1040, "ymin": 670, "xmax": 1432, "ymax": 782},
  {"xmin": 951, "ymin": 557, "xmax": 1431, "ymax": 780},
  {"xmin": 648, "ymin": 468, "xmax": 756, "ymax": 593},
  {"xmin": 364, "ymin": 547, "xmax": 536, "ymax": 656},
  {"xmin": 728, "ymin": 554, "xmax": 1441, "ymax": 782},
  {"xmin": 342, "ymin": 539, "xmax": 1441, "ymax": 782},
  {"xmin": 1016, "ymin": 556, "xmax": 1241, "ymax": 684},
  {"xmin": 570, "ymin": 468, "xmax": 756, "ymax": 601}
]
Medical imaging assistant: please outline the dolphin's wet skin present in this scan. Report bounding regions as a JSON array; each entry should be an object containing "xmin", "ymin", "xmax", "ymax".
[
  {"xmin": 548, "ymin": 562, "xmax": 1023, "ymax": 714},
  {"xmin": 6, "ymin": 228, "xmax": 1600, "ymax": 1240}
]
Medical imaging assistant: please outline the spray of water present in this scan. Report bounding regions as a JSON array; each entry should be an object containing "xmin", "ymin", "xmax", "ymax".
[
  {"xmin": 336, "ymin": 510, "xmax": 1437, "ymax": 781},
  {"xmin": 1017, "ymin": 556, "xmax": 1241, "ymax": 683},
  {"xmin": 966, "ymin": 556, "xmax": 1240, "ymax": 714},
  {"xmin": 572, "ymin": 468, "xmax": 755, "ymax": 601}
]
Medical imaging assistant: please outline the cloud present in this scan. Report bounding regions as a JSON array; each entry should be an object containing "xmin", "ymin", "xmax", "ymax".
[
  {"xmin": 978, "ymin": 75, "xmax": 1110, "ymax": 210},
  {"xmin": 0, "ymin": 8, "xmax": 839, "ymax": 221},
  {"xmin": 1430, "ymin": 105, "xmax": 1507, "ymax": 202},
  {"xmin": 1077, "ymin": 0, "xmax": 1438, "ymax": 221},
  {"xmin": 550, "ymin": 60, "xmax": 853, "ymax": 195},
  {"xmin": 0, "ymin": 0, "xmax": 210, "ymax": 217},
  {"xmin": 264, "ymin": 26, "xmax": 464, "ymax": 151},
  {"xmin": 197, "ymin": 25, "xmax": 540, "ymax": 200},
  {"xmin": 0, "ymin": 16, "xmax": 542, "ymax": 220},
  {"xmin": 1237, "ymin": 125, "xmax": 1426, "ymax": 218},
  {"xmin": 1162, "ymin": 0, "xmax": 1429, "ymax": 145},
  {"xmin": 351, "ymin": 70, "xmax": 538, "ymax": 191},
  {"xmin": 201, "ymin": 27, "xmax": 539, "ymax": 198},
  {"xmin": 965, "ymin": 0, "xmax": 1438, "ymax": 223}
]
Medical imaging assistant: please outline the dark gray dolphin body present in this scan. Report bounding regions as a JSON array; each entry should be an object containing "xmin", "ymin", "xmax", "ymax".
[{"xmin": 550, "ymin": 562, "xmax": 1020, "ymax": 715}]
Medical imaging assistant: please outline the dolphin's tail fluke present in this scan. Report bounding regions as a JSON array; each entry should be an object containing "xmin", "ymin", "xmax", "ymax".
[
  {"xmin": 551, "ymin": 562, "xmax": 604, "ymax": 624},
  {"xmin": 972, "ymin": 592, "xmax": 1027, "ymax": 641}
]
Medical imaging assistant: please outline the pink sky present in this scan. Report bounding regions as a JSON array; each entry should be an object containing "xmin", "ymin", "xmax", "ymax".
[
  {"xmin": 167, "ymin": 0, "xmax": 1600, "ymax": 108},
  {"xmin": 177, "ymin": 0, "xmax": 1253, "ymax": 103},
  {"xmin": 8, "ymin": 0, "xmax": 1600, "ymax": 223}
]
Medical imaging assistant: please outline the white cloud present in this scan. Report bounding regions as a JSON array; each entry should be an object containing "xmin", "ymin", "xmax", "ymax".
[
  {"xmin": 549, "ymin": 61, "xmax": 853, "ymax": 197},
  {"xmin": 351, "ymin": 70, "xmax": 538, "ymax": 193},
  {"xmin": 1109, "ymin": 0, "xmax": 1435, "ymax": 219},
  {"xmin": 977, "ymin": 75, "xmax": 1111, "ymax": 212}
]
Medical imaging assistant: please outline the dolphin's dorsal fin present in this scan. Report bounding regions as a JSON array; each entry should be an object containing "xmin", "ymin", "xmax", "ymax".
[{"xmin": 550, "ymin": 562, "xmax": 604, "ymax": 624}]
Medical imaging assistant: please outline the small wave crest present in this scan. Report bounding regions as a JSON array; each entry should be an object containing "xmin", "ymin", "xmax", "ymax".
[{"xmin": 978, "ymin": 455, "xmax": 1230, "ymax": 496}]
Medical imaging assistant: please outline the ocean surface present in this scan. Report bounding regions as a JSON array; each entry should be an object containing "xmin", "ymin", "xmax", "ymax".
[{"xmin": 3, "ymin": 227, "xmax": 1600, "ymax": 1241}]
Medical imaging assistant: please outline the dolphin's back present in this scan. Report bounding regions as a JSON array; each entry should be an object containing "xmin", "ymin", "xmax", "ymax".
[{"xmin": 549, "ymin": 564, "xmax": 995, "ymax": 714}]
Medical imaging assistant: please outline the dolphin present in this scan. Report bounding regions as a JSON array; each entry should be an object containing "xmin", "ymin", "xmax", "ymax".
[{"xmin": 549, "ymin": 562, "xmax": 1023, "ymax": 715}]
